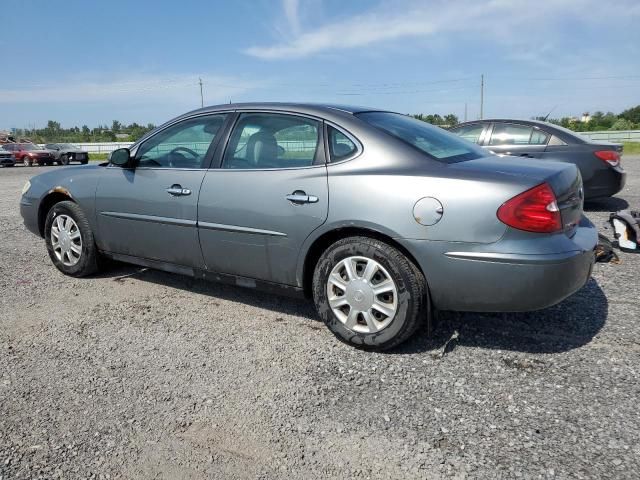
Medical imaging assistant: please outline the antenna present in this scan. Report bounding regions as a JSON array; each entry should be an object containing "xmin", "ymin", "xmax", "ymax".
[
  {"xmin": 543, "ymin": 105, "xmax": 558, "ymax": 122},
  {"xmin": 199, "ymin": 77, "xmax": 204, "ymax": 108}
]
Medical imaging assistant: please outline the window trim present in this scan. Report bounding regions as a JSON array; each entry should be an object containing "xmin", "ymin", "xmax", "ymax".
[
  {"xmin": 324, "ymin": 121, "xmax": 363, "ymax": 164},
  {"xmin": 213, "ymin": 110, "xmax": 327, "ymax": 171}
]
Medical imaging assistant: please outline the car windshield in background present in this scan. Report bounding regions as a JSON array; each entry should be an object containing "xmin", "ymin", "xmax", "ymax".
[
  {"xmin": 62, "ymin": 144, "xmax": 79, "ymax": 149},
  {"xmin": 356, "ymin": 112, "xmax": 487, "ymax": 163},
  {"xmin": 21, "ymin": 144, "xmax": 38, "ymax": 150}
]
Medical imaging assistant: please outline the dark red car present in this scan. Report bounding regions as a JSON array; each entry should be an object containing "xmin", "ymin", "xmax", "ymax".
[{"xmin": 2, "ymin": 143, "xmax": 55, "ymax": 166}]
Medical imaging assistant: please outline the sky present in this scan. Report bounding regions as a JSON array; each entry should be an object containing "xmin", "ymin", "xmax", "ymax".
[{"xmin": 1, "ymin": 0, "xmax": 639, "ymax": 129}]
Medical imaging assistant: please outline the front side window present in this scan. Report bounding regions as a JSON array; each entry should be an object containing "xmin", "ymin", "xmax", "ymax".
[
  {"xmin": 328, "ymin": 126, "xmax": 358, "ymax": 162},
  {"xmin": 449, "ymin": 124, "xmax": 485, "ymax": 144},
  {"xmin": 223, "ymin": 113, "xmax": 320, "ymax": 169},
  {"xmin": 135, "ymin": 114, "xmax": 227, "ymax": 169},
  {"xmin": 356, "ymin": 112, "xmax": 486, "ymax": 163}
]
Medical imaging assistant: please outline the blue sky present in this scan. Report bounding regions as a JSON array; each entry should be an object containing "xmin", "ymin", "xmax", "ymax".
[{"xmin": 1, "ymin": 0, "xmax": 639, "ymax": 129}]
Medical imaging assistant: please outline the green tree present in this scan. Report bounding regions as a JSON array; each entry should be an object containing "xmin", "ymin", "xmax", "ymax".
[
  {"xmin": 610, "ymin": 118, "xmax": 633, "ymax": 130},
  {"xmin": 619, "ymin": 105, "xmax": 640, "ymax": 124}
]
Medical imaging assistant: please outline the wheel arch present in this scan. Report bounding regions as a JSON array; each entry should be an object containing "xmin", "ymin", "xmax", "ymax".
[
  {"xmin": 301, "ymin": 225, "xmax": 426, "ymax": 299},
  {"xmin": 38, "ymin": 188, "xmax": 75, "ymax": 236}
]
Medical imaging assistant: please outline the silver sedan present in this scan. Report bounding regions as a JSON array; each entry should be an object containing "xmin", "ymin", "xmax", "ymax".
[{"xmin": 19, "ymin": 103, "xmax": 596, "ymax": 350}]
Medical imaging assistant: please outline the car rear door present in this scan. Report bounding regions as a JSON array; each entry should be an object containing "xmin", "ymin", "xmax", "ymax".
[
  {"xmin": 197, "ymin": 111, "xmax": 328, "ymax": 286},
  {"xmin": 484, "ymin": 122, "xmax": 550, "ymax": 158},
  {"xmin": 94, "ymin": 113, "xmax": 230, "ymax": 268}
]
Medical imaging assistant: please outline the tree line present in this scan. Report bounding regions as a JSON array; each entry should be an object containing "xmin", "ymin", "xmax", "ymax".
[
  {"xmin": 538, "ymin": 105, "xmax": 640, "ymax": 132},
  {"xmin": 13, "ymin": 120, "xmax": 156, "ymax": 143},
  {"xmin": 412, "ymin": 105, "xmax": 640, "ymax": 131}
]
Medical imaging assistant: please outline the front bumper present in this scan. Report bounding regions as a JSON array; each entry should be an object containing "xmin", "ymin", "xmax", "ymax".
[
  {"xmin": 20, "ymin": 198, "xmax": 40, "ymax": 237},
  {"xmin": 399, "ymin": 217, "xmax": 597, "ymax": 312}
]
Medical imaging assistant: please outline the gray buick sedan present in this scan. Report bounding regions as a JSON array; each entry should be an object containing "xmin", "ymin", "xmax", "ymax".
[{"xmin": 20, "ymin": 103, "xmax": 597, "ymax": 350}]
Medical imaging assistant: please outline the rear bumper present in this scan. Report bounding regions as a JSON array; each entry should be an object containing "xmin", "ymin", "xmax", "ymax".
[
  {"xmin": 585, "ymin": 166, "xmax": 626, "ymax": 199},
  {"xmin": 399, "ymin": 218, "xmax": 597, "ymax": 312}
]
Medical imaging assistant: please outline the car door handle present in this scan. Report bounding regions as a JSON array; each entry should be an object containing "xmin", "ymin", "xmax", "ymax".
[
  {"xmin": 166, "ymin": 184, "xmax": 191, "ymax": 196},
  {"xmin": 286, "ymin": 192, "xmax": 319, "ymax": 204}
]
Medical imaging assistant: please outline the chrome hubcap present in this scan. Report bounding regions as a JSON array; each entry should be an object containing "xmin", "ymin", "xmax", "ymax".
[
  {"xmin": 51, "ymin": 214, "xmax": 82, "ymax": 266},
  {"xmin": 327, "ymin": 256, "xmax": 398, "ymax": 334}
]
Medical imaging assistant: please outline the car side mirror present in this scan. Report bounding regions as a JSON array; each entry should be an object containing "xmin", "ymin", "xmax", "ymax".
[{"xmin": 110, "ymin": 148, "xmax": 133, "ymax": 167}]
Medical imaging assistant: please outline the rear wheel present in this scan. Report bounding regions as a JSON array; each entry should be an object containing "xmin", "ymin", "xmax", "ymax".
[
  {"xmin": 61, "ymin": 154, "xmax": 70, "ymax": 165},
  {"xmin": 23, "ymin": 157, "xmax": 31, "ymax": 167},
  {"xmin": 44, "ymin": 201, "xmax": 100, "ymax": 277},
  {"xmin": 312, "ymin": 236, "xmax": 429, "ymax": 351}
]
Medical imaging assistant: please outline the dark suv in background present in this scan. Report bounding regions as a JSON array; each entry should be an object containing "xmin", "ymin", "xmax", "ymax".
[
  {"xmin": 450, "ymin": 119, "xmax": 626, "ymax": 200},
  {"xmin": 45, "ymin": 144, "xmax": 89, "ymax": 165}
]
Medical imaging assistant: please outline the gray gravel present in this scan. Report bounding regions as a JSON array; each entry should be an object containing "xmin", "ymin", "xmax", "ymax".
[{"xmin": 1, "ymin": 159, "xmax": 639, "ymax": 479}]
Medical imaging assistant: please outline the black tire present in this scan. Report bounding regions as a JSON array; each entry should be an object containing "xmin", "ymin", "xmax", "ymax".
[
  {"xmin": 312, "ymin": 236, "xmax": 429, "ymax": 351},
  {"xmin": 61, "ymin": 154, "xmax": 70, "ymax": 165},
  {"xmin": 44, "ymin": 200, "xmax": 100, "ymax": 277},
  {"xmin": 81, "ymin": 160, "xmax": 88, "ymax": 165},
  {"xmin": 23, "ymin": 157, "xmax": 31, "ymax": 167}
]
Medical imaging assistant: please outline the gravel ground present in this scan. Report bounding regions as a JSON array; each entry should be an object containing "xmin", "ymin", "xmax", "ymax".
[{"xmin": 1, "ymin": 159, "xmax": 639, "ymax": 479}]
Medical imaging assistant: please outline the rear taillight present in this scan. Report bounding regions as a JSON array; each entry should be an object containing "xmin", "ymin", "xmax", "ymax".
[
  {"xmin": 497, "ymin": 183, "xmax": 562, "ymax": 233},
  {"xmin": 594, "ymin": 150, "xmax": 620, "ymax": 167}
]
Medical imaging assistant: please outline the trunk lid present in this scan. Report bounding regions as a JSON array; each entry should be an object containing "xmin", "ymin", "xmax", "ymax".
[{"xmin": 452, "ymin": 155, "xmax": 583, "ymax": 236}]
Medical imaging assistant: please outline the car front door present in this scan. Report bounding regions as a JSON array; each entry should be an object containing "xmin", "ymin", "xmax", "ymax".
[
  {"xmin": 94, "ymin": 113, "xmax": 229, "ymax": 269},
  {"xmin": 197, "ymin": 111, "xmax": 328, "ymax": 286},
  {"xmin": 484, "ymin": 122, "xmax": 550, "ymax": 158}
]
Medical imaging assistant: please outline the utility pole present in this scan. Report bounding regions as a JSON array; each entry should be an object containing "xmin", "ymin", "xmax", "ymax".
[
  {"xmin": 199, "ymin": 77, "xmax": 204, "ymax": 108},
  {"xmin": 480, "ymin": 74, "xmax": 484, "ymax": 120}
]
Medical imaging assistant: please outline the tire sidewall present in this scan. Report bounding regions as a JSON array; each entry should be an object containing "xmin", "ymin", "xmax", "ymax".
[
  {"xmin": 44, "ymin": 201, "xmax": 97, "ymax": 277},
  {"xmin": 313, "ymin": 239, "xmax": 419, "ymax": 349}
]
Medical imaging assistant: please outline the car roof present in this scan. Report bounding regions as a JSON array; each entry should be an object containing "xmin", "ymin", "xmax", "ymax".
[{"xmin": 184, "ymin": 102, "xmax": 391, "ymax": 116}]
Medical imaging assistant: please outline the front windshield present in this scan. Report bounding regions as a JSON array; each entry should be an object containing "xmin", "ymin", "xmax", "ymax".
[
  {"xmin": 21, "ymin": 144, "xmax": 38, "ymax": 151},
  {"xmin": 356, "ymin": 111, "xmax": 488, "ymax": 163},
  {"xmin": 62, "ymin": 144, "xmax": 79, "ymax": 149}
]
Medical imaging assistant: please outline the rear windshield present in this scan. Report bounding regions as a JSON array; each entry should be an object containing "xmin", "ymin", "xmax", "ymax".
[{"xmin": 356, "ymin": 111, "xmax": 488, "ymax": 163}]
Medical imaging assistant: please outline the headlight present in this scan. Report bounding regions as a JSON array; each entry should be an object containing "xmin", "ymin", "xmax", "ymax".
[{"xmin": 21, "ymin": 180, "xmax": 31, "ymax": 195}]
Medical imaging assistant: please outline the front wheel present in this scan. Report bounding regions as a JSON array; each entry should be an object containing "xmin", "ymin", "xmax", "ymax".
[
  {"xmin": 44, "ymin": 201, "xmax": 100, "ymax": 277},
  {"xmin": 23, "ymin": 157, "xmax": 31, "ymax": 167},
  {"xmin": 312, "ymin": 236, "xmax": 429, "ymax": 351}
]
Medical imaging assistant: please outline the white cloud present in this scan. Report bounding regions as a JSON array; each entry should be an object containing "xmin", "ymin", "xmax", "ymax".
[
  {"xmin": 0, "ymin": 73, "xmax": 256, "ymax": 105},
  {"xmin": 244, "ymin": 0, "xmax": 640, "ymax": 60},
  {"xmin": 282, "ymin": 0, "xmax": 301, "ymax": 35}
]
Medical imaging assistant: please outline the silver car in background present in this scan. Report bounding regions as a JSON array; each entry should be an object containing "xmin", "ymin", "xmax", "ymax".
[{"xmin": 20, "ymin": 103, "xmax": 596, "ymax": 350}]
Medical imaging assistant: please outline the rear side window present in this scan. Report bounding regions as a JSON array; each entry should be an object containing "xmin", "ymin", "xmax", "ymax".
[
  {"xmin": 223, "ymin": 113, "xmax": 320, "ymax": 169},
  {"xmin": 489, "ymin": 124, "xmax": 549, "ymax": 146},
  {"xmin": 356, "ymin": 112, "xmax": 486, "ymax": 163},
  {"xmin": 450, "ymin": 124, "xmax": 484, "ymax": 143},
  {"xmin": 328, "ymin": 126, "xmax": 358, "ymax": 162},
  {"xmin": 548, "ymin": 135, "xmax": 567, "ymax": 146}
]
